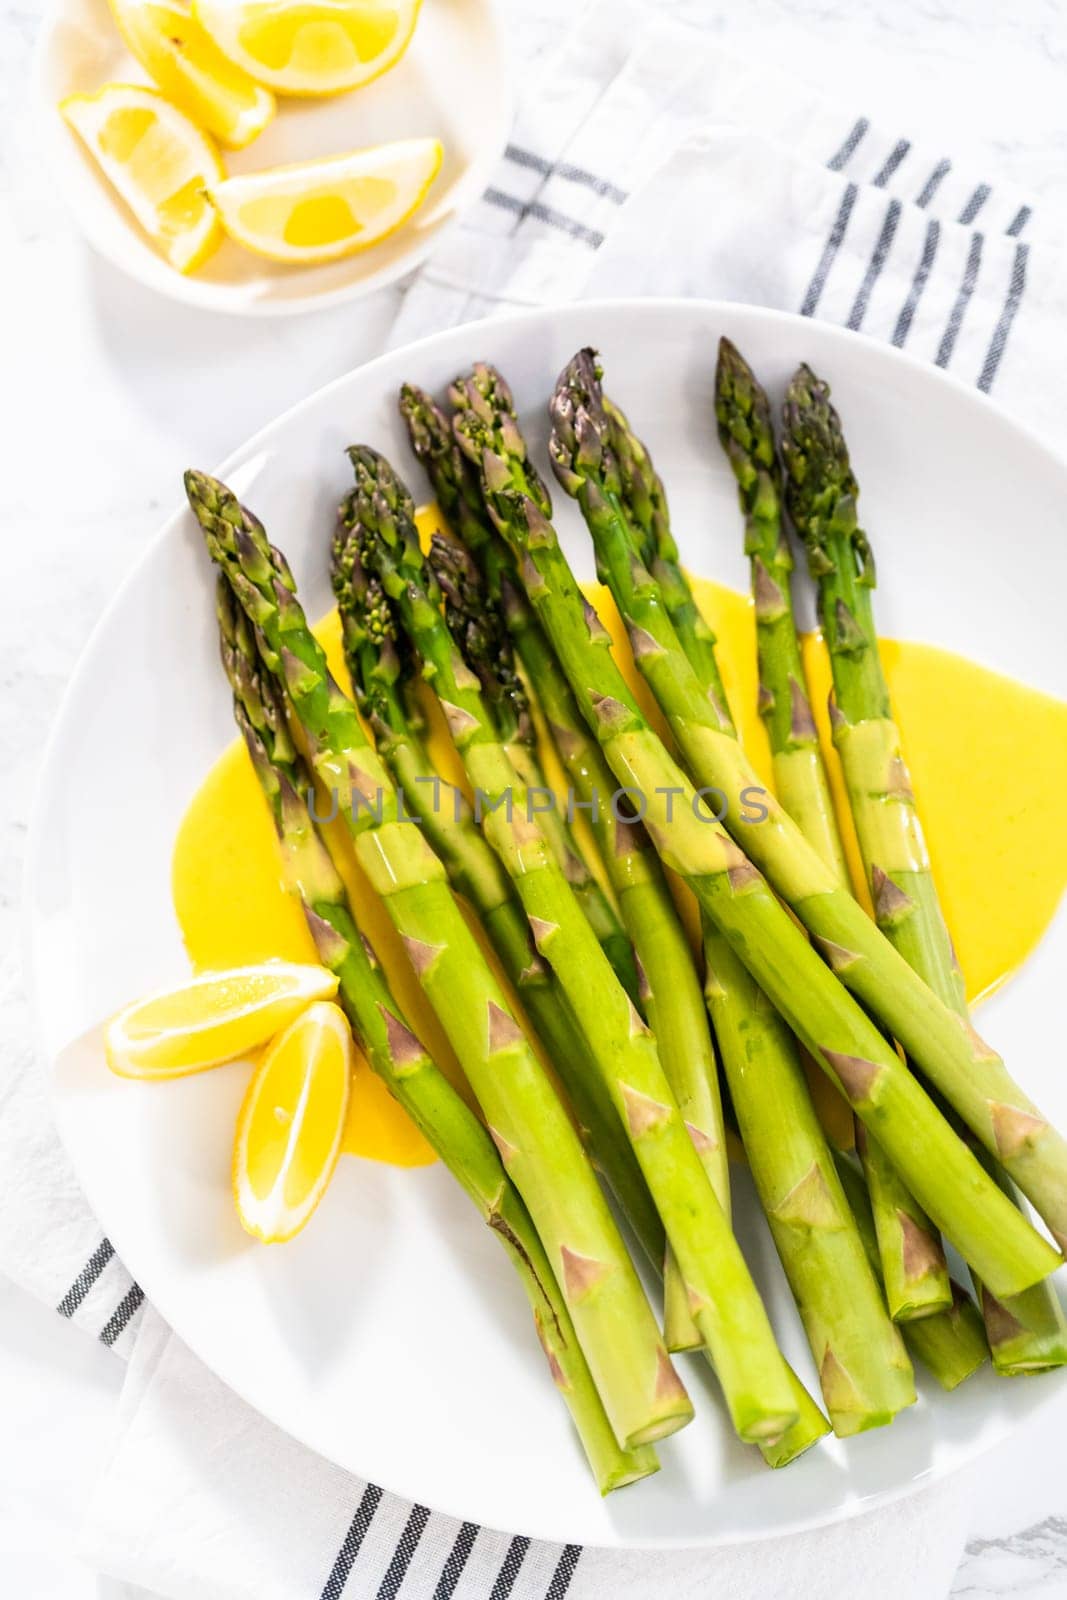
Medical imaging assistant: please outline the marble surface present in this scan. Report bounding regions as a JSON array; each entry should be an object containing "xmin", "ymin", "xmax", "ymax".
[{"xmin": 3, "ymin": 0, "xmax": 1067, "ymax": 1594}]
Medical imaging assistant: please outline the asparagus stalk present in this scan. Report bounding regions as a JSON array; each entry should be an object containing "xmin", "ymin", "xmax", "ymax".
[
  {"xmin": 331, "ymin": 505, "xmax": 665, "ymax": 1271},
  {"xmin": 400, "ymin": 393, "xmax": 834, "ymax": 1456},
  {"xmin": 703, "ymin": 929, "xmax": 915, "ymax": 1432},
  {"xmin": 538, "ymin": 348, "xmax": 1067, "ymax": 1277},
  {"xmin": 713, "ymin": 339, "xmax": 849, "ymax": 882},
  {"xmin": 448, "ymin": 361, "xmax": 1060, "ymax": 1300},
  {"xmin": 833, "ymin": 1153, "xmax": 989, "ymax": 1391},
  {"xmin": 216, "ymin": 578, "xmax": 658, "ymax": 1492},
  {"xmin": 185, "ymin": 469, "xmax": 690, "ymax": 1451},
  {"xmin": 447, "ymin": 562, "xmax": 642, "ymax": 1009},
  {"xmin": 437, "ymin": 536, "xmax": 717, "ymax": 1340},
  {"xmin": 408, "ymin": 392, "xmax": 834, "ymax": 1464},
  {"xmin": 714, "ymin": 340, "xmax": 954, "ymax": 1326},
  {"xmin": 780, "ymin": 363, "xmax": 1067, "ymax": 1373},
  {"xmin": 397, "ymin": 386, "xmax": 640, "ymax": 1005},
  {"xmin": 342, "ymin": 444, "xmax": 800, "ymax": 1444},
  {"xmin": 604, "ymin": 389, "xmax": 915, "ymax": 1432},
  {"xmin": 401, "ymin": 381, "xmax": 729, "ymax": 1351}
]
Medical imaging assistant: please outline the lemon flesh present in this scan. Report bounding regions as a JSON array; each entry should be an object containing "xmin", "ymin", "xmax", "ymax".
[
  {"xmin": 193, "ymin": 0, "xmax": 422, "ymax": 96},
  {"xmin": 60, "ymin": 83, "xmax": 224, "ymax": 272},
  {"xmin": 109, "ymin": 0, "xmax": 276, "ymax": 148},
  {"xmin": 104, "ymin": 960, "xmax": 338, "ymax": 1076},
  {"xmin": 234, "ymin": 1000, "xmax": 353, "ymax": 1241},
  {"xmin": 207, "ymin": 134, "xmax": 442, "ymax": 264}
]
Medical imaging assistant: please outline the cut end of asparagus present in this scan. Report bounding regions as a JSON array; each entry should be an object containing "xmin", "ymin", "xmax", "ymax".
[{"xmin": 758, "ymin": 1370, "xmax": 831, "ymax": 1467}]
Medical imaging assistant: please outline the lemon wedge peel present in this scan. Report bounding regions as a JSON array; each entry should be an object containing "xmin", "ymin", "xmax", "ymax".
[
  {"xmin": 59, "ymin": 83, "xmax": 224, "ymax": 273},
  {"xmin": 232, "ymin": 999, "xmax": 353, "ymax": 1242},
  {"xmin": 192, "ymin": 0, "xmax": 423, "ymax": 98},
  {"xmin": 107, "ymin": 0, "xmax": 276, "ymax": 149},
  {"xmin": 104, "ymin": 960, "xmax": 339, "ymax": 1077},
  {"xmin": 205, "ymin": 134, "xmax": 442, "ymax": 265}
]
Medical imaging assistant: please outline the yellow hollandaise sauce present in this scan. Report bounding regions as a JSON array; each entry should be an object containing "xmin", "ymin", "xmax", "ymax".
[{"xmin": 173, "ymin": 518, "xmax": 1067, "ymax": 1171}]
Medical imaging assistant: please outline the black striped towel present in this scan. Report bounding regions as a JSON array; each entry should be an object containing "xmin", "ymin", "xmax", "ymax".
[
  {"xmin": 11, "ymin": 2, "xmax": 1043, "ymax": 1592},
  {"xmin": 390, "ymin": 7, "xmax": 1053, "ymax": 452}
]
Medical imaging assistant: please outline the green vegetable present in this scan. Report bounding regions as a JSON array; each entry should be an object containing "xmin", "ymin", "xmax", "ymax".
[
  {"xmin": 340, "ymin": 444, "xmax": 799, "ymax": 1444},
  {"xmin": 216, "ymin": 575, "xmax": 659, "ymax": 1491},
  {"xmin": 400, "ymin": 380, "xmax": 726, "ymax": 1351},
  {"xmin": 186, "ymin": 468, "xmax": 690, "ymax": 1452},
  {"xmin": 781, "ymin": 360, "xmax": 1067, "ymax": 1372},
  {"xmin": 446, "ymin": 359, "xmax": 1059, "ymax": 1300}
]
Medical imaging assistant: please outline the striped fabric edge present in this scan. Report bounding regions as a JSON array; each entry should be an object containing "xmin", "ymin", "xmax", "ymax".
[
  {"xmin": 55, "ymin": 1237, "xmax": 115, "ymax": 1318},
  {"xmin": 934, "ymin": 230, "xmax": 984, "ymax": 368},
  {"xmin": 799, "ymin": 182, "xmax": 859, "ymax": 317},
  {"xmin": 846, "ymin": 197, "xmax": 903, "ymax": 330},
  {"xmin": 470, "ymin": 144, "xmax": 630, "ymax": 254},
  {"xmin": 871, "ymin": 138, "xmax": 911, "ymax": 188},
  {"xmin": 890, "ymin": 217, "xmax": 941, "ymax": 347},
  {"xmin": 503, "ymin": 145, "xmax": 628, "ymax": 204},
  {"xmin": 482, "ymin": 190, "xmax": 606, "ymax": 249},
  {"xmin": 99, "ymin": 1283, "xmax": 145, "ymax": 1348},
  {"xmin": 977, "ymin": 240, "xmax": 1029, "ymax": 393},
  {"xmin": 55, "ymin": 1235, "xmax": 145, "ymax": 1352},
  {"xmin": 317, "ymin": 1498, "xmax": 583, "ymax": 1600},
  {"xmin": 803, "ymin": 116, "xmax": 1033, "ymax": 393},
  {"xmin": 825, "ymin": 114, "xmax": 1032, "ymax": 242}
]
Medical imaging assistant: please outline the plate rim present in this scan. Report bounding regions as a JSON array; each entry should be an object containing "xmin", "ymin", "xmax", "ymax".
[{"xmin": 24, "ymin": 296, "xmax": 1067, "ymax": 1548}]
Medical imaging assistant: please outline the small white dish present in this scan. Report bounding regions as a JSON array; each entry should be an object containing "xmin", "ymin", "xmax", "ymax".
[
  {"xmin": 26, "ymin": 300, "xmax": 1067, "ymax": 1546},
  {"xmin": 33, "ymin": 0, "xmax": 512, "ymax": 316}
]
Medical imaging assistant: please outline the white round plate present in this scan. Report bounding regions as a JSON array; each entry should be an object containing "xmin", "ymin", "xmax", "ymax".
[
  {"xmin": 33, "ymin": 0, "xmax": 511, "ymax": 315},
  {"xmin": 26, "ymin": 300, "xmax": 1067, "ymax": 1547}
]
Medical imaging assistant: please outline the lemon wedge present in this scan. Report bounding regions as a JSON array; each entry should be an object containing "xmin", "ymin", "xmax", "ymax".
[
  {"xmin": 193, "ymin": 0, "xmax": 422, "ymax": 97},
  {"xmin": 206, "ymin": 135, "xmax": 441, "ymax": 264},
  {"xmin": 108, "ymin": 0, "xmax": 276, "ymax": 149},
  {"xmin": 60, "ymin": 84, "xmax": 224, "ymax": 272},
  {"xmin": 233, "ymin": 1000, "xmax": 352, "ymax": 1241},
  {"xmin": 105, "ymin": 961, "xmax": 338, "ymax": 1077}
]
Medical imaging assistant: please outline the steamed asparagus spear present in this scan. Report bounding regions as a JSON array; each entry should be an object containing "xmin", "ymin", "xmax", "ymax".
[
  {"xmin": 185, "ymin": 469, "xmax": 690, "ymax": 1451},
  {"xmin": 396, "ymin": 387, "xmax": 640, "ymax": 1005},
  {"xmin": 400, "ymin": 381, "xmax": 729, "ymax": 1351},
  {"xmin": 447, "ymin": 361, "xmax": 1059, "ymax": 1300},
  {"xmin": 331, "ymin": 502, "xmax": 665, "ymax": 1270},
  {"xmin": 401, "ymin": 392, "xmax": 830, "ymax": 1460},
  {"xmin": 216, "ymin": 577, "xmax": 658, "ymax": 1491},
  {"xmin": 833, "ymin": 1153, "xmax": 989, "ymax": 1391},
  {"xmin": 340, "ymin": 444, "xmax": 799, "ymax": 1444},
  {"xmin": 604, "ymin": 388, "xmax": 916, "ymax": 1433},
  {"xmin": 714, "ymin": 338, "xmax": 954, "ymax": 1325},
  {"xmin": 713, "ymin": 339, "xmax": 848, "ymax": 879},
  {"xmin": 439, "ymin": 543, "xmax": 643, "ymax": 1010},
  {"xmin": 780, "ymin": 362, "xmax": 1067, "ymax": 1374},
  {"xmin": 539, "ymin": 348, "xmax": 1067, "ymax": 1278}
]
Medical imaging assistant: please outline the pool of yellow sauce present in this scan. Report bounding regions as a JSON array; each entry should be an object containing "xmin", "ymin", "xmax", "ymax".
[{"xmin": 172, "ymin": 520, "xmax": 1067, "ymax": 1171}]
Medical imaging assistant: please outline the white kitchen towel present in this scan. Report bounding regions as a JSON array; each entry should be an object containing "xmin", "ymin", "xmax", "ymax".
[
  {"xmin": 79, "ymin": 1304, "xmax": 972, "ymax": 1600},
  {"xmin": 0, "ymin": 954, "xmax": 143, "ymax": 1357},
  {"xmin": 2, "ymin": 2, "xmax": 1056, "ymax": 1596},
  {"xmin": 388, "ymin": 1, "xmax": 1046, "ymax": 436}
]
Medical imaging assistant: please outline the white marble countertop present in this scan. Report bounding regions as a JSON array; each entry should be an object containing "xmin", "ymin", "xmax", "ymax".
[{"xmin": 3, "ymin": 0, "xmax": 1067, "ymax": 1594}]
